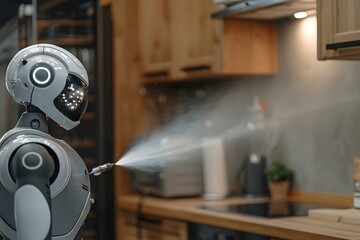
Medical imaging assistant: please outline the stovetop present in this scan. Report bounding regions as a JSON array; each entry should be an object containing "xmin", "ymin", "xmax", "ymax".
[{"xmin": 200, "ymin": 200, "xmax": 335, "ymax": 218}]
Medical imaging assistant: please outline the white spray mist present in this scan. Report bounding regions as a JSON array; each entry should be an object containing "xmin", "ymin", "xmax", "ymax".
[{"xmin": 115, "ymin": 83, "xmax": 280, "ymax": 173}]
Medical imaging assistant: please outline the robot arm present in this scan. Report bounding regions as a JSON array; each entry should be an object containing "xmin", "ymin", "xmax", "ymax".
[{"xmin": 10, "ymin": 143, "xmax": 54, "ymax": 240}]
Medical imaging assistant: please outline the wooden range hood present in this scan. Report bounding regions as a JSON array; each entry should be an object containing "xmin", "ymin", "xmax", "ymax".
[{"xmin": 212, "ymin": 0, "xmax": 316, "ymax": 20}]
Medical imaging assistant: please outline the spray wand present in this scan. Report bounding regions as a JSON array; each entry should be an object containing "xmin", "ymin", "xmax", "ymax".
[{"xmin": 86, "ymin": 163, "xmax": 115, "ymax": 176}]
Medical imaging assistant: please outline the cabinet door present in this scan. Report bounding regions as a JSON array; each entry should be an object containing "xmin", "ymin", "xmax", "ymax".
[
  {"xmin": 138, "ymin": 0, "xmax": 172, "ymax": 78},
  {"xmin": 318, "ymin": 0, "xmax": 360, "ymax": 59},
  {"xmin": 137, "ymin": 0, "xmax": 277, "ymax": 82},
  {"xmin": 138, "ymin": 0, "xmax": 220, "ymax": 81},
  {"xmin": 172, "ymin": 0, "xmax": 221, "ymax": 78},
  {"xmin": 222, "ymin": 19, "xmax": 277, "ymax": 75}
]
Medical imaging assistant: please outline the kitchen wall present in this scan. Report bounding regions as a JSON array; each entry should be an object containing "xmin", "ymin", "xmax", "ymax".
[
  {"xmin": 0, "ymin": 14, "xmax": 357, "ymax": 196},
  {"xmin": 224, "ymin": 16, "xmax": 360, "ymax": 195},
  {"xmin": 143, "ymin": 15, "xmax": 360, "ymax": 196}
]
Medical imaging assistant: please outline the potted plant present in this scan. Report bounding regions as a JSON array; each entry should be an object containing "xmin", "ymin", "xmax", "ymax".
[{"xmin": 265, "ymin": 161, "xmax": 294, "ymax": 200}]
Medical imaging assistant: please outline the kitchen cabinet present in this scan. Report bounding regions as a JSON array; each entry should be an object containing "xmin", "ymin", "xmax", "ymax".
[
  {"xmin": 138, "ymin": 0, "xmax": 278, "ymax": 83},
  {"xmin": 111, "ymin": 0, "xmax": 277, "ymax": 238},
  {"xmin": 222, "ymin": 19, "xmax": 277, "ymax": 75},
  {"xmin": 117, "ymin": 211, "xmax": 188, "ymax": 240},
  {"xmin": 138, "ymin": 0, "xmax": 220, "ymax": 81},
  {"xmin": 137, "ymin": 0, "xmax": 173, "ymax": 79},
  {"xmin": 317, "ymin": 0, "xmax": 360, "ymax": 60},
  {"xmin": 118, "ymin": 194, "xmax": 354, "ymax": 240}
]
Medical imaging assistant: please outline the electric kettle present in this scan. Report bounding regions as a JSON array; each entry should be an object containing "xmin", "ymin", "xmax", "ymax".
[{"xmin": 236, "ymin": 153, "xmax": 269, "ymax": 197}]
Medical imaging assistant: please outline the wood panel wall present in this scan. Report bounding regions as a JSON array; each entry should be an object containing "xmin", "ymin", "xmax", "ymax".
[
  {"xmin": 111, "ymin": 0, "xmax": 161, "ymax": 201},
  {"xmin": 111, "ymin": 1, "xmax": 167, "ymax": 238}
]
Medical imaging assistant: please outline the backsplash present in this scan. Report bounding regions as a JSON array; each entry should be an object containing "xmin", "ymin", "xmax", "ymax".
[{"xmin": 231, "ymin": 16, "xmax": 360, "ymax": 195}]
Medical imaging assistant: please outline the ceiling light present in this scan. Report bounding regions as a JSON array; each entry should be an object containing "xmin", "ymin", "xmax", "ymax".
[{"xmin": 294, "ymin": 11, "xmax": 308, "ymax": 19}]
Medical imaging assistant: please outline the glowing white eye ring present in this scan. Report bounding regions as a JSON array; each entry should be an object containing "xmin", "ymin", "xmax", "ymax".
[{"xmin": 32, "ymin": 67, "xmax": 51, "ymax": 85}]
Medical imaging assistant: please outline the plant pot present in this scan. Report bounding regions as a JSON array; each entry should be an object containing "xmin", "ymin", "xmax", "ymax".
[{"xmin": 268, "ymin": 181, "xmax": 290, "ymax": 200}]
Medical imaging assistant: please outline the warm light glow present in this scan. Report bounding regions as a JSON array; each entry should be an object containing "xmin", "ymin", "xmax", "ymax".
[
  {"xmin": 294, "ymin": 11, "xmax": 308, "ymax": 19},
  {"xmin": 298, "ymin": 16, "xmax": 317, "ymax": 45}
]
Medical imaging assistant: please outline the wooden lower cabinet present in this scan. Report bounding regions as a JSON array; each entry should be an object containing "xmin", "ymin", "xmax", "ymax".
[
  {"xmin": 116, "ymin": 211, "xmax": 316, "ymax": 240},
  {"xmin": 117, "ymin": 211, "xmax": 188, "ymax": 240}
]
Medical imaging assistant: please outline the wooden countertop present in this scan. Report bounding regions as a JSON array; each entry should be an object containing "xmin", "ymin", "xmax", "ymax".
[{"xmin": 117, "ymin": 192, "xmax": 360, "ymax": 240}]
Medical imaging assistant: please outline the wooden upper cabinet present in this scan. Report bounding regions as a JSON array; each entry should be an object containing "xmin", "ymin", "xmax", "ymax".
[
  {"xmin": 317, "ymin": 0, "xmax": 360, "ymax": 59},
  {"xmin": 137, "ymin": 0, "xmax": 278, "ymax": 83},
  {"xmin": 222, "ymin": 20, "xmax": 277, "ymax": 75},
  {"xmin": 172, "ymin": 1, "xmax": 221, "ymax": 79},
  {"xmin": 138, "ymin": 0, "xmax": 172, "ymax": 77},
  {"xmin": 137, "ymin": 0, "xmax": 220, "ymax": 81}
]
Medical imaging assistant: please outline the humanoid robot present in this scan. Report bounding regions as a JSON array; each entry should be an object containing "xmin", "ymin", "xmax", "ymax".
[{"xmin": 0, "ymin": 44, "xmax": 112, "ymax": 240}]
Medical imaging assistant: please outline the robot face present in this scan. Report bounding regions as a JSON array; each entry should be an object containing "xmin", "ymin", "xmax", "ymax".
[
  {"xmin": 5, "ymin": 44, "xmax": 89, "ymax": 130},
  {"xmin": 54, "ymin": 74, "xmax": 89, "ymax": 122}
]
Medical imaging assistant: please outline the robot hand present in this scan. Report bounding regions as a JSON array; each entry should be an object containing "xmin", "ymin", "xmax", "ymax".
[{"xmin": 0, "ymin": 44, "xmax": 92, "ymax": 240}]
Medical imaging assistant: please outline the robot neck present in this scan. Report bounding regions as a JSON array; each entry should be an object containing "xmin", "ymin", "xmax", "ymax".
[{"xmin": 15, "ymin": 105, "xmax": 49, "ymax": 133}]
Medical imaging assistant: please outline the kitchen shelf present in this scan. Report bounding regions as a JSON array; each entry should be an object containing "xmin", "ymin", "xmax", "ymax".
[
  {"xmin": 38, "ymin": 38, "xmax": 94, "ymax": 46},
  {"xmin": 38, "ymin": 0, "xmax": 91, "ymax": 15},
  {"xmin": 37, "ymin": 19, "xmax": 92, "ymax": 28},
  {"xmin": 18, "ymin": 38, "xmax": 94, "ymax": 48}
]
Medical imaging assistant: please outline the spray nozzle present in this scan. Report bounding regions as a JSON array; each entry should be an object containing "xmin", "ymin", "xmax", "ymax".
[{"xmin": 86, "ymin": 163, "xmax": 115, "ymax": 176}]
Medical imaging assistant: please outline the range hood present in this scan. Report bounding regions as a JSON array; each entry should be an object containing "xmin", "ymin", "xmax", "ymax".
[{"xmin": 212, "ymin": 0, "xmax": 316, "ymax": 20}]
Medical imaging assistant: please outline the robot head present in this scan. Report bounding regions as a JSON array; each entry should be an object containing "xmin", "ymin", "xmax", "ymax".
[{"xmin": 5, "ymin": 44, "xmax": 89, "ymax": 130}]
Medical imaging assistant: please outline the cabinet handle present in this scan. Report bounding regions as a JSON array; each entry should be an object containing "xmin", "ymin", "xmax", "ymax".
[
  {"xmin": 138, "ymin": 215, "xmax": 163, "ymax": 225},
  {"xmin": 181, "ymin": 65, "xmax": 211, "ymax": 72},
  {"xmin": 143, "ymin": 71, "xmax": 169, "ymax": 79},
  {"xmin": 326, "ymin": 40, "xmax": 360, "ymax": 50}
]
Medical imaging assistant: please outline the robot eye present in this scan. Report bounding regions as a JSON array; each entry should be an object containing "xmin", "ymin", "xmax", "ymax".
[
  {"xmin": 53, "ymin": 74, "xmax": 89, "ymax": 122},
  {"xmin": 30, "ymin": 63, "xmax": 54, "ymax": 87}
]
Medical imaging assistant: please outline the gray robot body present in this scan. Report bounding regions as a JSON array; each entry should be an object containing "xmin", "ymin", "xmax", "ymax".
[
  {"xmin": 0, "ymin": 128, "xmax": 91, "ymax": 239},
  {"xmin": 0, "ymin": 43, "xmax": 93, "ymax": 239}
]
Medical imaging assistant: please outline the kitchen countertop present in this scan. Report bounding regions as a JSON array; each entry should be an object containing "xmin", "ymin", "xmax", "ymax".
[{"xmin": 117, "ymin": 192, "xmax": 360, "ymax": 240}]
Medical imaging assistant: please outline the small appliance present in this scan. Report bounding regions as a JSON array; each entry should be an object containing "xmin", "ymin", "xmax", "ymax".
[
  {"xmin": 237, "ymin": 153, "xmax": 268, "ymax": 197},
  {"xmin": 132, "ymin": 148, "xmax": 203, "ymax": 198}
]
